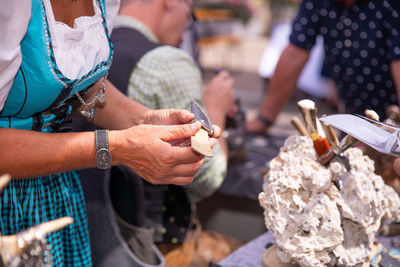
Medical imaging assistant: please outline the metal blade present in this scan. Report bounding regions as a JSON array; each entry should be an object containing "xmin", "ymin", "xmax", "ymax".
[
  {"xmin": 320, "ymin": 114, "xmax": 398, "ymax": 155},
  {"xmin": 191, "ymin": 101, "xmax": 213, "ymax": 136},
  {"xmin": 354, "ymin": 114, "xmax": 398, "ymax": 133}
]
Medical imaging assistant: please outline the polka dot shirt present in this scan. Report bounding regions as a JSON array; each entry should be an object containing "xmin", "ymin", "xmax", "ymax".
[{"xmin": 290, "ymin": 0, "xmax": 400, "ymax": 118}]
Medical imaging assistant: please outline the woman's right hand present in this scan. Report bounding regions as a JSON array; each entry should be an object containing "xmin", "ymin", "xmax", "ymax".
[{"xmin": 109, "ymin": 121, "xmax": 212, "ymax": 185}]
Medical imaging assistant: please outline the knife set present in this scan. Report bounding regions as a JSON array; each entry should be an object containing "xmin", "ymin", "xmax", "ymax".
[
  {"xmin": 321, "ymin": 105, "xmax": 400, "ymax": 194},
  {"xmin": 295, "ymin": 99, "xmax": 400, "ymax": 170},
  {"xmin": 295, "ymin": 99, "xmax": 354, "ymax": 178},
  {"xmin": 260, "ymin": 101, "xmax": 400, "ymax": 267},
  {"xmin": 320, "ymin": 113, "xmax": 400, "ymax": 157}
]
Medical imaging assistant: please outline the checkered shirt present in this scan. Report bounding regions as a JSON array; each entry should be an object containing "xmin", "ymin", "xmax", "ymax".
[{"xmin": 114, "ymin": 16, "xmax": 227, "ymax": 202}]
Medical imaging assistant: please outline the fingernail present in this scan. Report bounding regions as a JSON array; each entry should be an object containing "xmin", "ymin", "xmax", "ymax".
[
  {"xmin": 209, "ymin": 138, "xmax": 217, "ymax": 147},
  {"xmin": 192, "ymin": 121, "xmax": 201, "ymax": 128}
]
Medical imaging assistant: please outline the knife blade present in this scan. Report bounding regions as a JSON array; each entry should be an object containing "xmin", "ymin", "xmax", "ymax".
[
  {"xmin": 190, "ymin": 101, "xmax": 213, "ymax": 157},
  {"xmin": 354, "ymin": 114, "xmax": 397, "ymax": 133},
  {"xmin": 320, "ymin": 114, "xmax": 400, "ymax": 156},
  {"xmin": 191, "ymin": 101, "xmax": 213, "ymax": 136}
]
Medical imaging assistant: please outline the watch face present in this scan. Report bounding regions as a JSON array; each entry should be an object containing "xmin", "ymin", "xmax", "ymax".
[{"xmin": 96, "ymin": 148, "xmax": 112, "ymax": 169}]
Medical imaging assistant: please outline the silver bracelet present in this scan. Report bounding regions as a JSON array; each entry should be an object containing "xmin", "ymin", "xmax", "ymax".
[{"xmin": 4, "ymin": 227, "xmax": 52, "ymax": 267}]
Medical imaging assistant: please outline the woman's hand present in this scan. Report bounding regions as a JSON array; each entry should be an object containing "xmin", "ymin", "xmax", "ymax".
[
  {"xmin": 139, "ymin": 108, "xmax": 195, "ymax": 125},
  {"xmin": 138, "ymin": 108, "xmax": 222, "ymax": 139},
  {"xmin": 110, "ymin": 121, "xmax": 218, "ymax": 185}
]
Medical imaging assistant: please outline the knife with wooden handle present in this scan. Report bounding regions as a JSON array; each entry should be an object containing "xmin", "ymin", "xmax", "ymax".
[{"xmin": 190, "ymin": 101, "xmax": 213, "ymax": 157}]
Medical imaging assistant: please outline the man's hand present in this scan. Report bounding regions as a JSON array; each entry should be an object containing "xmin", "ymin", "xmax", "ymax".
[
  {"xmin": 246, "ymin": 116, "xmax": 271, "ymax": 134},
  {"xmin": 203, "ymin": 70, "xmax": 236, "ymax": 116}
]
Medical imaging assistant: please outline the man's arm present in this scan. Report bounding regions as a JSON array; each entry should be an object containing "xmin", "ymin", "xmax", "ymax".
[
  {"xmin": 394, "ymin": 158, "xmax": 400, "ymax": 176},
  {"xmin": 202, "ymin": 70, "xmax": 235, "ymax": 159},
  {"xmin": 246, "ymin": 44, "xmax": 310, "ymax": 133},
  {"xmin": 391, "ymin": 60, "xmax": 400, "ymax": 104},
  {"xmin": 128, "ymin": 47, "xmax": 229, "ymax": 201}
]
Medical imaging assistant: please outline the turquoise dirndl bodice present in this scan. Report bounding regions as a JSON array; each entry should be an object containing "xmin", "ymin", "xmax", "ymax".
[{"xmin": 0, "ymin": 0, "xmax": 113, "ymax": 266}]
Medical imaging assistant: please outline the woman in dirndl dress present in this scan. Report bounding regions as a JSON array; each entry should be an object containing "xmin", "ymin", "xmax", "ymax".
[{"xmin": 0, "ymin": 0, "xmax": 217, "ymax": 265}]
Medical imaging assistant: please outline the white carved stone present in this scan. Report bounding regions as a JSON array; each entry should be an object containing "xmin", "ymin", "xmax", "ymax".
[{"xmin": 259, "ymin": 135, "xmax": 400, "ymax": 267}]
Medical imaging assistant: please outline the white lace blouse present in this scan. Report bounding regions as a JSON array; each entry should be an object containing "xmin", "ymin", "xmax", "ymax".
[{"xmin": 0, "ymin": 0, "xmax": 120, "ymax": 111}]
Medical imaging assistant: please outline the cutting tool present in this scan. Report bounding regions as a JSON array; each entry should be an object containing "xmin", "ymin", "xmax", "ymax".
[
  {"xmin": 319, "ymin": 114, "xmax": 400, "ymax": 157},
  {"xmin": 190, "ymin": 101, "xmax": 213, "ymax": 157},
  {"xmin": 191, "ymin": 101, "xmax": 213, "ymax": 136}
]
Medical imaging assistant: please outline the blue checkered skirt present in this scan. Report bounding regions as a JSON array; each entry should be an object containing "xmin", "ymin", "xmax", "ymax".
[{"xmin": 0, "ymin": 171, "xmax": 91, "ymax": 266}]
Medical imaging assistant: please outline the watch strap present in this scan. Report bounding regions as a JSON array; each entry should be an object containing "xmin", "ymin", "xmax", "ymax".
[
  {"xmin": 95, "ymin": 129, "xmax": 112, "ymax": 169},
  {"xmin": 95, "ymin": 129, "xmax": 109, "ymax": 151},
  {"xmin": 257, "ymin": 113, "xmax": 273, "ymax": 128}
]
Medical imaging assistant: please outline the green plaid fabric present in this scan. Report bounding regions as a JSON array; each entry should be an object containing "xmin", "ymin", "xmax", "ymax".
[
  {"xmin": 114, "ymin": 16, "xmax": 227, "ymax": 202},
  {"xmin": 0, "ymin": 172, "xmax": 91, "ymax": 266}
]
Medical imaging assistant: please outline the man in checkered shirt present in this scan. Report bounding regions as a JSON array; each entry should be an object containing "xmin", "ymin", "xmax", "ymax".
[{"xmin": 106, "ymin": 0, "xmax": 237, "ymax": 262}]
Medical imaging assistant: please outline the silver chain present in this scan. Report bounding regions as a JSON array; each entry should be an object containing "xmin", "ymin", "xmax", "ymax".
[{"xmin": 75, "ymin": 73, "xmax": 108, "ymax": 119}]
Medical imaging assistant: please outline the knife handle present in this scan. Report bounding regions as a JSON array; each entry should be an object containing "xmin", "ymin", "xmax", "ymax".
[
  {"xmin": 391, "ymin": 132, "xmax": 400, "ymax": 156},
  {"xmin": 339, "ymin": 135, "xmax": 359, "ymax": 152},
  {"xmin": 290, "ymin": 117, "xmax": 309, "ymax": 136},
  {"xmin": 191, "ymin": 128, "xmax": 213, "ymax": 157},
  {"xmin": 312, "ymin": 135, "xmax": 331, "ymax": 157},
  {"xmin": 0, "ymin": 174, "xmax": 11, "ymax": 192},
  {"xmin": 322, "ymin": 123, "xmax": 339, "ymax": 148}
]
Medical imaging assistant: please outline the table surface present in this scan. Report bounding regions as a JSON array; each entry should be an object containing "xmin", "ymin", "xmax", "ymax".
[
  {"xmin": 217, "ymin": 231, "xmax": 274, "ymax": 267},
  {"xmin": 216, "ymin": 231, "xmax": 400, "ymax": 267},
  {"xmin": 218, "ymin": 133, "xmax": 286, "ymax": 200}
]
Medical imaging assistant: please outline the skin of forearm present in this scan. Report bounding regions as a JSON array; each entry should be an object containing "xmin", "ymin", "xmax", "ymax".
[
  {"xmin": 259, "ymin": 44, "xmax": 310, "ymax": 121},
  {"xmin": 1, "ymin": 80, "xmax": 143, "ymax": 179},
  {"xmin": 76, "ymin": 80, "xmax": 151, "ymax": 130},
  {"xmin": 390, "ymin": 60, "xmax": 400, "ymax": 104},
  {"xmin": 1, "ymin": 80, "xmax": 150, "ymax": 178},
  {"xmin": 0, "ymin": 128, "xmax": 96, "ymax": 178}
]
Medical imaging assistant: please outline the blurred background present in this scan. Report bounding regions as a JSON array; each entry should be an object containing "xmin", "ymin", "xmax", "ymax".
[
  {"xmin": 182, "ymin": 0, "xmax": 337, "ymax": 243},
  {"xmin": 183, "ymin": 0, "xmax": 334, "ymax": 137}
]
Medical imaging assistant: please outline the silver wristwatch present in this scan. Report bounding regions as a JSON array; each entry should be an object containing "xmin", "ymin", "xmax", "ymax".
[{"xmin": 95, "ymin": 129, "xmax": 112, "ymax": 169}]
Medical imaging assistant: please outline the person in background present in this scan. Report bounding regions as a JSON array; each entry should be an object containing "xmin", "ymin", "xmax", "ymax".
[
  {"xmin": 0, "ymin": 0, "xmax": 221, "ymax": 266},
  {"xmin": 394, "ymin": 158, "xmax": 400, "ymax": 176},
  {"xmin": 246, "ymin": 0, "xmax": 400, "ymax": 134},
  {"xmin": 106, "ymin": 0, "xmax": 237, "ymax": 264}
]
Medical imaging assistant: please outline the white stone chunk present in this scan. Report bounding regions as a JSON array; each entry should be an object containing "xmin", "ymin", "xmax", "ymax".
[{"xmin": 259, "ymin": 135, "xmax": 400, "ymax": 267}]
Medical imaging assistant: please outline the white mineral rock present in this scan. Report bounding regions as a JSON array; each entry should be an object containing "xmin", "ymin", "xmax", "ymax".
[{"xmin": 259, "ymin": 135, "xmax": 400, "ymax": 267}]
